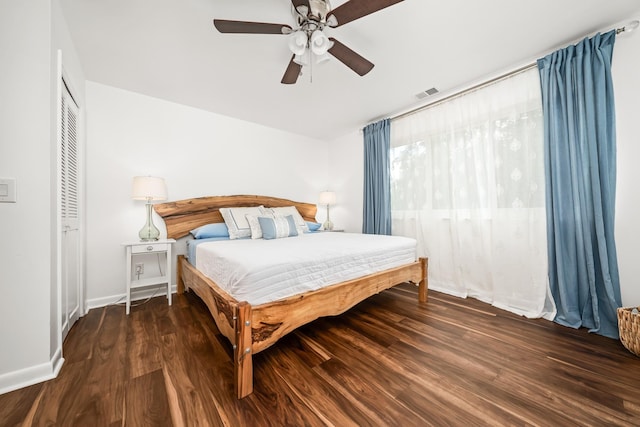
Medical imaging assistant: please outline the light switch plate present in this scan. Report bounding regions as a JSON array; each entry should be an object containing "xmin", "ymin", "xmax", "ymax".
[{"xmin": 0, "ymin": 178, "xmax": 16, "ymax": 202}]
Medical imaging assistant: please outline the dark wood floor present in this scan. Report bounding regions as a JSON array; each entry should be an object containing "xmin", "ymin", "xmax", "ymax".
[{"xmin": 3, "ymin": 284, "xmax": 640, "ymax": 426}]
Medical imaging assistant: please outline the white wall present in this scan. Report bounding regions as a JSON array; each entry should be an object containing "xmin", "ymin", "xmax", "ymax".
[
  {"xmin": 0, "ymin": 0, "xmax": 52, "ymax": 387},
  {"xmin": 84, "ymin": 82, "xmax": 329, "ymax": 305},
  {"xmin": 0, "ymin": 0, "xmax": 86, "ymax": 395},
  {"xmin": 613, "ymin": 28, "xmax": 640, "ymax": 306},
  {"xmin": 327, "ymin": 130, "xmax": 364, "ymax": 233}
]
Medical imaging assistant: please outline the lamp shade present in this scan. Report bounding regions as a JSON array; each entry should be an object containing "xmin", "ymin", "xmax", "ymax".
[
  {"xmin": 132, "ymin": 176, "xmax": 167, "ymax": 201},
  {"xmin": 310, "ymin": 30, "xmax": 331, "ymax": 55},
  {"xmin": 288, "ymin": 30, "xmax": 308, "ymax": 56},
  {"xmin": 315, "ymin": 52, "xmax": 331, "ymax": 64},
  {"xmin": 319, "ymin": 191, "xmax": 336, "ymax": 205},
  {"xmin": 293, "ymin": 51, "xmax": 311, "ymax": 66}
]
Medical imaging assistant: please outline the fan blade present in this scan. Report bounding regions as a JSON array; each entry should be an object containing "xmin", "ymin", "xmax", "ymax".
[
  {"xmin": 328, "ymin": 38, "xmax": 374, "ymax": 76},
  {"xmin": 328, "ymin": 0, "xmax": 404, "ymax": 27},
  {"xmin": 281, "ymin": 55, "xmax": 302, "ymax": 84},
  {"xmin": 213, "ymin": 19, "xmax": 291, "ymax": 34},
  {"xmin": 291, "ymin": 0, "xmax": 310, "ymax": 12}
]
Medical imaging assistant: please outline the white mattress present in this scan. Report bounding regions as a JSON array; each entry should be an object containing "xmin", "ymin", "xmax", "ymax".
[{"xmin": 195, "ymin": 232, "xmax": 417, "ymax": 305}]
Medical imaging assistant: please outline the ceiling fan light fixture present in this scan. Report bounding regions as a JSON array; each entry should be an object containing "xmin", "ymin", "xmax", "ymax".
[
  {"xmin": 310, "ymin": 29, "xmax": 331, "ymax": 55},
  {"xmin": 293, "ymin": 51, "xmax": 311, "ymax": 66},
  {"xmin": 315, "ymin": 52, "xmax": 331, "ymax": 64},
  {"xmin": 288, "ymin": 30, "xmax": 308, "ymax": 56}
]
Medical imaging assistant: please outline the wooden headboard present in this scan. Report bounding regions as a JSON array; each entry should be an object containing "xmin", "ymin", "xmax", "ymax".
[{"xmin": 154, "ymin": 195, "xmax": 318, "ymax": 240}]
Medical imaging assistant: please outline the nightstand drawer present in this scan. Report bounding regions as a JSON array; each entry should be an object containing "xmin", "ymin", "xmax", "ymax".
[{"xmin": 131, "ymin": 243, "xmax": 169, "ymax": 254}]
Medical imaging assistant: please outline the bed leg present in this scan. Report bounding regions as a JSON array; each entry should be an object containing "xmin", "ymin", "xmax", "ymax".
[
  {"xmin": 235, "ymin": 302, "xmax": 253, "ymax": 399},
  {"xmin": 176, "ymin": 255, "xmax": 185, "ymax": 294},
  {"xmin": 418, "ymin": 257, "xmax": 428, "ymax": 303}
]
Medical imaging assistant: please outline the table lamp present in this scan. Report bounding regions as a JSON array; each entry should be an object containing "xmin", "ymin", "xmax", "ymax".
[
  {"xmin": 132, "ymin": 176, "xmax": 167, "ymax": 241},
  {"xmin": 319, "ymin": 191, "xmax": 336, "ymax": 231}
]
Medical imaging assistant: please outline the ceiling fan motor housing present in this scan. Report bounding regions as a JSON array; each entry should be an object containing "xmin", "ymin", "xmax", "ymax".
[{"xmin": 295, "ymin": 0, "xmax": 332, "ymax": 30}]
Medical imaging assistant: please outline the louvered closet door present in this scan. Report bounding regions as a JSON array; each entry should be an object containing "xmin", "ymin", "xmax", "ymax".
[{"xmin": 60, "ymin": 80, "xmax": 81, "ymax": 341}]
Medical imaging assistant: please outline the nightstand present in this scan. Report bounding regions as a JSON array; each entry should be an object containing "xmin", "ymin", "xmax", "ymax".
[{"xmin": 123, "ymin": 239, "xmax": 175, "ymax": 315}]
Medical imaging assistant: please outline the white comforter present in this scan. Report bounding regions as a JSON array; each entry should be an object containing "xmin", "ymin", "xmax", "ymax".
[{"xmin": 195, "ymin": 232, "xmax": 417, "ymax": 305}]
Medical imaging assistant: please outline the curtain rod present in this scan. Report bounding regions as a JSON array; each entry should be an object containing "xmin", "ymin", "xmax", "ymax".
[
  {"xmin": 616, "ymin": 19, "xmax": 639, "ymax": 35},
  {"xmin": 386, "ymin": 20, "xmax": 637, "ymax": 124},
  {"xmin": 390, "ymin": 63, "xmax": 537, "ymax": 122}
]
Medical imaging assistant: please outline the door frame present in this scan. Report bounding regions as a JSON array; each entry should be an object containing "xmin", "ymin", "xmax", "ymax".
[{"xmin": 55, "ymin": 49, "xmax": 85, "ymax": 348}]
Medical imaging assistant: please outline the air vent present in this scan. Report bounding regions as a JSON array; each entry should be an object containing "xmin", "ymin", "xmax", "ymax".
[{"xmin": 415, "ymin": 87, "xmax": 439, "ymax": 99}]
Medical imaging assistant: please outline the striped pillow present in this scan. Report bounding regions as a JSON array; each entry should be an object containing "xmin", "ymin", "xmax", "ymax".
[
  {"xmin": 267, "ymin": 206, "xmax": 309, "ymax": 233},
  {"xmin": 258, "ymin": 215, "xmax": 299, "ymax": 240}
]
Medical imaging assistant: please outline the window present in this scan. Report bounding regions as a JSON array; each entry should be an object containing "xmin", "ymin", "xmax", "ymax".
[
  {"xmin": 391, "ymin": 77, "xmax": 544, "ymax": 212},
  {"xmin": 390, "ymin": 67, "xmax": 554, "ymax": 319}
]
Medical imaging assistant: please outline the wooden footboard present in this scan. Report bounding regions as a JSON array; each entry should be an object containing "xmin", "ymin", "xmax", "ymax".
[
  {"xmin": 179, "ymin": 255, "xmax": 238, "ymax": 342},
  {"xmin": 178, "ymin": 255, "xmax": 428, "ymax": 398}
]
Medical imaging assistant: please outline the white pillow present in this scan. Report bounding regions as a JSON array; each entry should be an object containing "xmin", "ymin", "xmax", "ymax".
[
  {"xmin": 246, "ymin": 213, "xmax": 272, "ymax": 239},
  {"xmin": 267, "ymin": 206, "xmax": 309, "ymax": 233},
  {"xmin": 220, "ymin": 206, "xmax": 266, "ymax": 239}
]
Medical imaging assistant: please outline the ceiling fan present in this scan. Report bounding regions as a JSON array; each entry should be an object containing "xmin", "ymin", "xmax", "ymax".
[{"xmin": 213, "ymin": 0, "xmax": 404, "ymax": 84}]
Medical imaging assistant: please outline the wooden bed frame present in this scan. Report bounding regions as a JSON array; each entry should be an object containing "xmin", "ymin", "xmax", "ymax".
[{"xmin": 154, "ymin": 195, "xmax": 428, "ymax": 399}]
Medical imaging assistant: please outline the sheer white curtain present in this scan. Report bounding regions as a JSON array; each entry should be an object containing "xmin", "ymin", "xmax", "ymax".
[{"xmin": 391, "ymin": 68, "xmax": 555, "ymax": 319}]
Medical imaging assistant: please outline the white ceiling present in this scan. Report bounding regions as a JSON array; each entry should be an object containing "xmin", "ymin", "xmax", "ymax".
[{"xmin": 59, "ymin": 0, "xmax": 640, "ymax": 140}]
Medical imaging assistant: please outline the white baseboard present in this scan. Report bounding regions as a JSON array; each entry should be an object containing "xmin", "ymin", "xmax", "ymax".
[
  {"xmin": 85, "ymin": 284, "xmax": 177, "ymax": 310},
  {"xmin": 0, "ymin": 347, "xmax": 64, "ymax": 395}
]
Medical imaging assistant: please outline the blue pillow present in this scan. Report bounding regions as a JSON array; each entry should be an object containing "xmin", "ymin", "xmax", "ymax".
[
  {"xmin": 258, "ymin": 215, "xmax": 298, "ymax": 240},
  {"xmin": 190, "ymin": 223, "xmax": 230, "ymax": 239},
  {"xmin": 306, "ymin": 221, "xmax": 322, "ymax": 232}
]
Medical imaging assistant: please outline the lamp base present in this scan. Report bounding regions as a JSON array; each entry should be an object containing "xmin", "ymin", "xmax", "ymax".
[
  {"xmin": 139, "ymin": 236, "xmax": 159, "ymax": 242},
  {"xmin": 323, "ymin": 203, "xmax": 333, "ymax": 230},
  {"xmin": 139, "ymin": 203, "xmax": 160, "ymax": 242}
]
